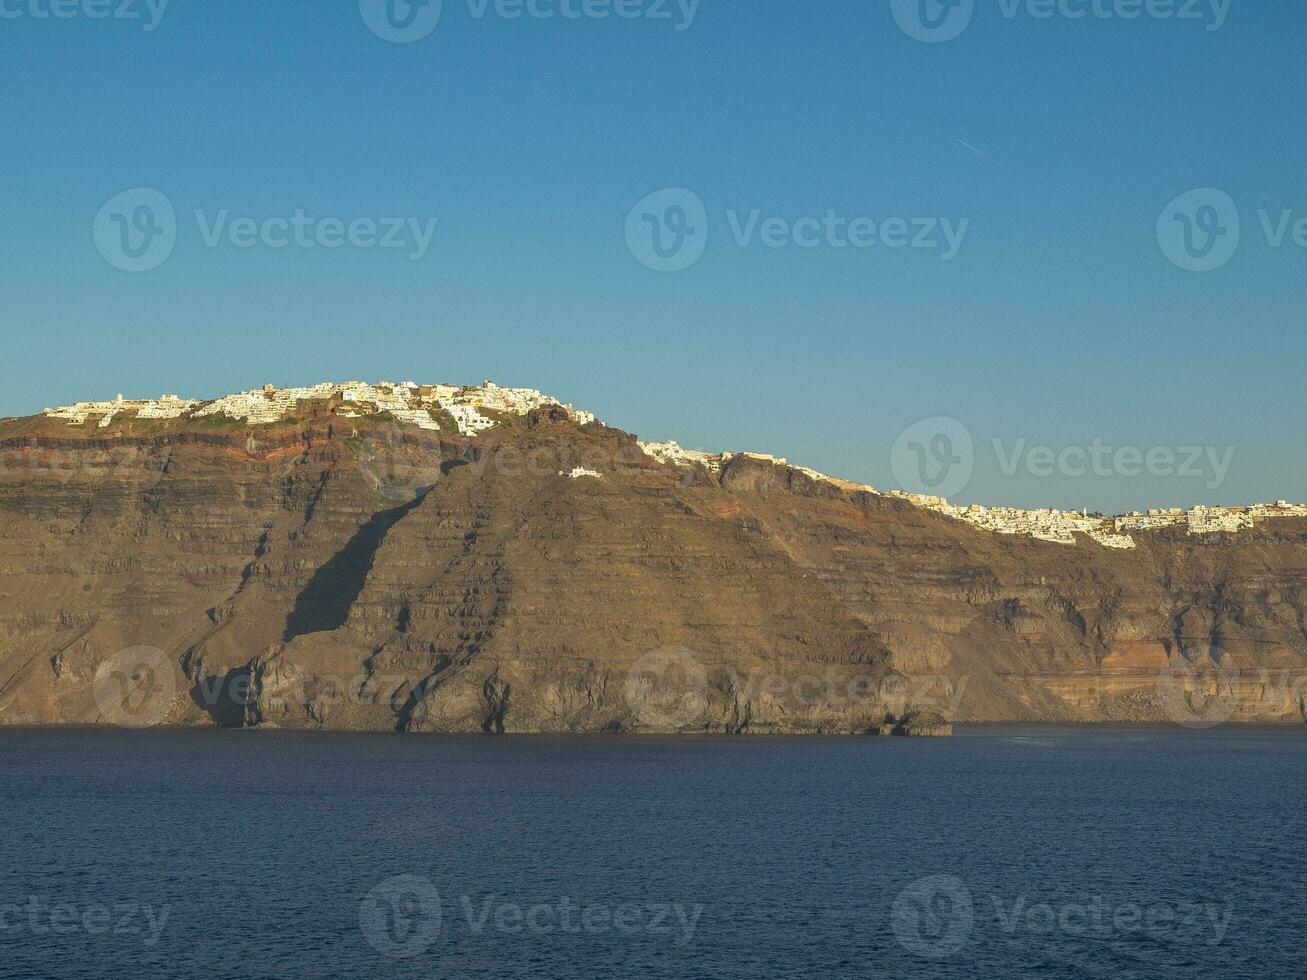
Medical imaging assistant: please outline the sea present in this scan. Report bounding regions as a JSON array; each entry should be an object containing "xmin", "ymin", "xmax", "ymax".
[{"xmin": 0, "ymin": 727, "xmax": 1302, "ymax": 979}]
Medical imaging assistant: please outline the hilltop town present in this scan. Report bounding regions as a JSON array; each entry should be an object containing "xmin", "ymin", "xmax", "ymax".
[
  {"xmin": 34, "ymin": 383, "xmax": 1307, "ymax": 551},
  {"xmin": 42, "ymin": 381, "xmax": 597, "ymax": 438},
  {"xmin": 626, "ymin": 442, "xmax": 1307, "ymax": 549},
  {"xmin": 882, "ymin": 495, "xmax": 1307, "ymax": 549}
]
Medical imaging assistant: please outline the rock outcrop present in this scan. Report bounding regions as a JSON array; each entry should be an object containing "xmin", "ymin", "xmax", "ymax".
[{"xmin": 2, "ymin": 381, "xmax": 1305, "ymax": 735}]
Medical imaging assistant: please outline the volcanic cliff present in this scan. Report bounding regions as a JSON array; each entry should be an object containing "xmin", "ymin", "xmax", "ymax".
[{"xmin": 1, "ymin": 381, "xmax": 1304, "ymax": 734}]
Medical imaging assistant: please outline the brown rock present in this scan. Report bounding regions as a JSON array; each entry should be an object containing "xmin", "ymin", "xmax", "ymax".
[{"xmin": 2, "ymin": 411, "xmax": 1306, "ymax": 735}]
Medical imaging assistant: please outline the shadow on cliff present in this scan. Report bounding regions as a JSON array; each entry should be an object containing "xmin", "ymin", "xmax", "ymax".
[
  {"xmin": 283, "ymin": 494, "xmax": 427, "ymax": 641},
  {"xmin": 190, "ymin": 665, "xmax": 253, "ymax": 728}
]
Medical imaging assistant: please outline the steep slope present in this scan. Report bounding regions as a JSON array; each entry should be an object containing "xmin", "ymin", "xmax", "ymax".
[{"xmin": 1, "ymin": 383, "xmax": 1305, "ymax": 733}]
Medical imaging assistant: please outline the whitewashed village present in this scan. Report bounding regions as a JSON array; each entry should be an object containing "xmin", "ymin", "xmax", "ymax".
[
  {"xmin": 36, "ymin": 381, "xmax": 1307, "ymax": 551},
  {"xmin": 635, "ymin": 440, "xmax": 1307, "ymax": 547},
  {"xmin": 42, "ymin": 381, "xmax": 597, "ymax": 436}
]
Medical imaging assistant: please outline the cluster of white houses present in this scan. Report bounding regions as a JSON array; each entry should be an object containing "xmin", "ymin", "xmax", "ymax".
[
  {"xmin": 1113, "ymin": 502, "xmax": 1307, "ymax": 535},
  {"xmin": 45, "ymin": 393, "xmax": 200, "ymax": 428},
  {"xmin": 37, "ymin": 386, "xmax": 1307, "ymax": 548},
  {"xmin": 637, "ymin": 440, "xmax": 725, "ymax": 473},
  {"xmin": 634, "ymin": 443, "xmax": 1307, "ymax": 549},
  {"xmin": 895, "ymin": 498, "xmax": 1140, "ymax": 548},
  {"xmin": 881, "ymin": 494, "xmax": 1307, "ymax": 547},
  {"xmin": 43, "ymin": 381, "xmax": 596, "ymax": 438}
]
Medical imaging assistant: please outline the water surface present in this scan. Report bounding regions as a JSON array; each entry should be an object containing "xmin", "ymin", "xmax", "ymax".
[{"xmin": 0, "ymin": 726, "xmax": 1302, "ymax": 979}]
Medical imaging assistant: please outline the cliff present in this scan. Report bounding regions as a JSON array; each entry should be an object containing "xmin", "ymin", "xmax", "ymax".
[{"xmin": 1, "ymin": 381, "xmax": 1304, "ymax": 734}]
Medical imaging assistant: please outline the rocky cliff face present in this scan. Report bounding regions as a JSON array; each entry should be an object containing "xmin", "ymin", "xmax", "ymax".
[{"xmin": 2, "ymin": 389, "xmax": 1305, "ymax": 734}]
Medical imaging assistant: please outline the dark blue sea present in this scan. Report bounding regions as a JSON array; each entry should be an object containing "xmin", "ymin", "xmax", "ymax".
[{"xmin": 0, "ymin": 727, "xmax": 1303, "ymax": 979}]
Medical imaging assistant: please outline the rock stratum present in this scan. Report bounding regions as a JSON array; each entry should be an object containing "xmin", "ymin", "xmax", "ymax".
[{"xmin": 1, "ymin": 380, "xmax": 1305, "ymax": 735}]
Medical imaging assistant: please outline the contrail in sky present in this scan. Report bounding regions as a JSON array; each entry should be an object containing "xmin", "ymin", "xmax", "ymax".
[{"xmin": 957, "ymin": 138, "xmax": 993, "ymax": 161}]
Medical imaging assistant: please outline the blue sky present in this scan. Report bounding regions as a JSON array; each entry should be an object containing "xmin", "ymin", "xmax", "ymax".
[{"xmin": 2, "ymin": 0, "xmax": 1304, "ymax": 512}]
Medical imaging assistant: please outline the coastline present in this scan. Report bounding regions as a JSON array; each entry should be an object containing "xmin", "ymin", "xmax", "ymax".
[{"xmin": 2, "ymin": 721, "xmax": 1304, "ymax": 738}]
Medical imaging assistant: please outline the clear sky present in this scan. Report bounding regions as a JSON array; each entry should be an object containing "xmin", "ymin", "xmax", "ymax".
[{"xmin": 2, "ymin": 0, "xmax": 1304, "ymax": 513}]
